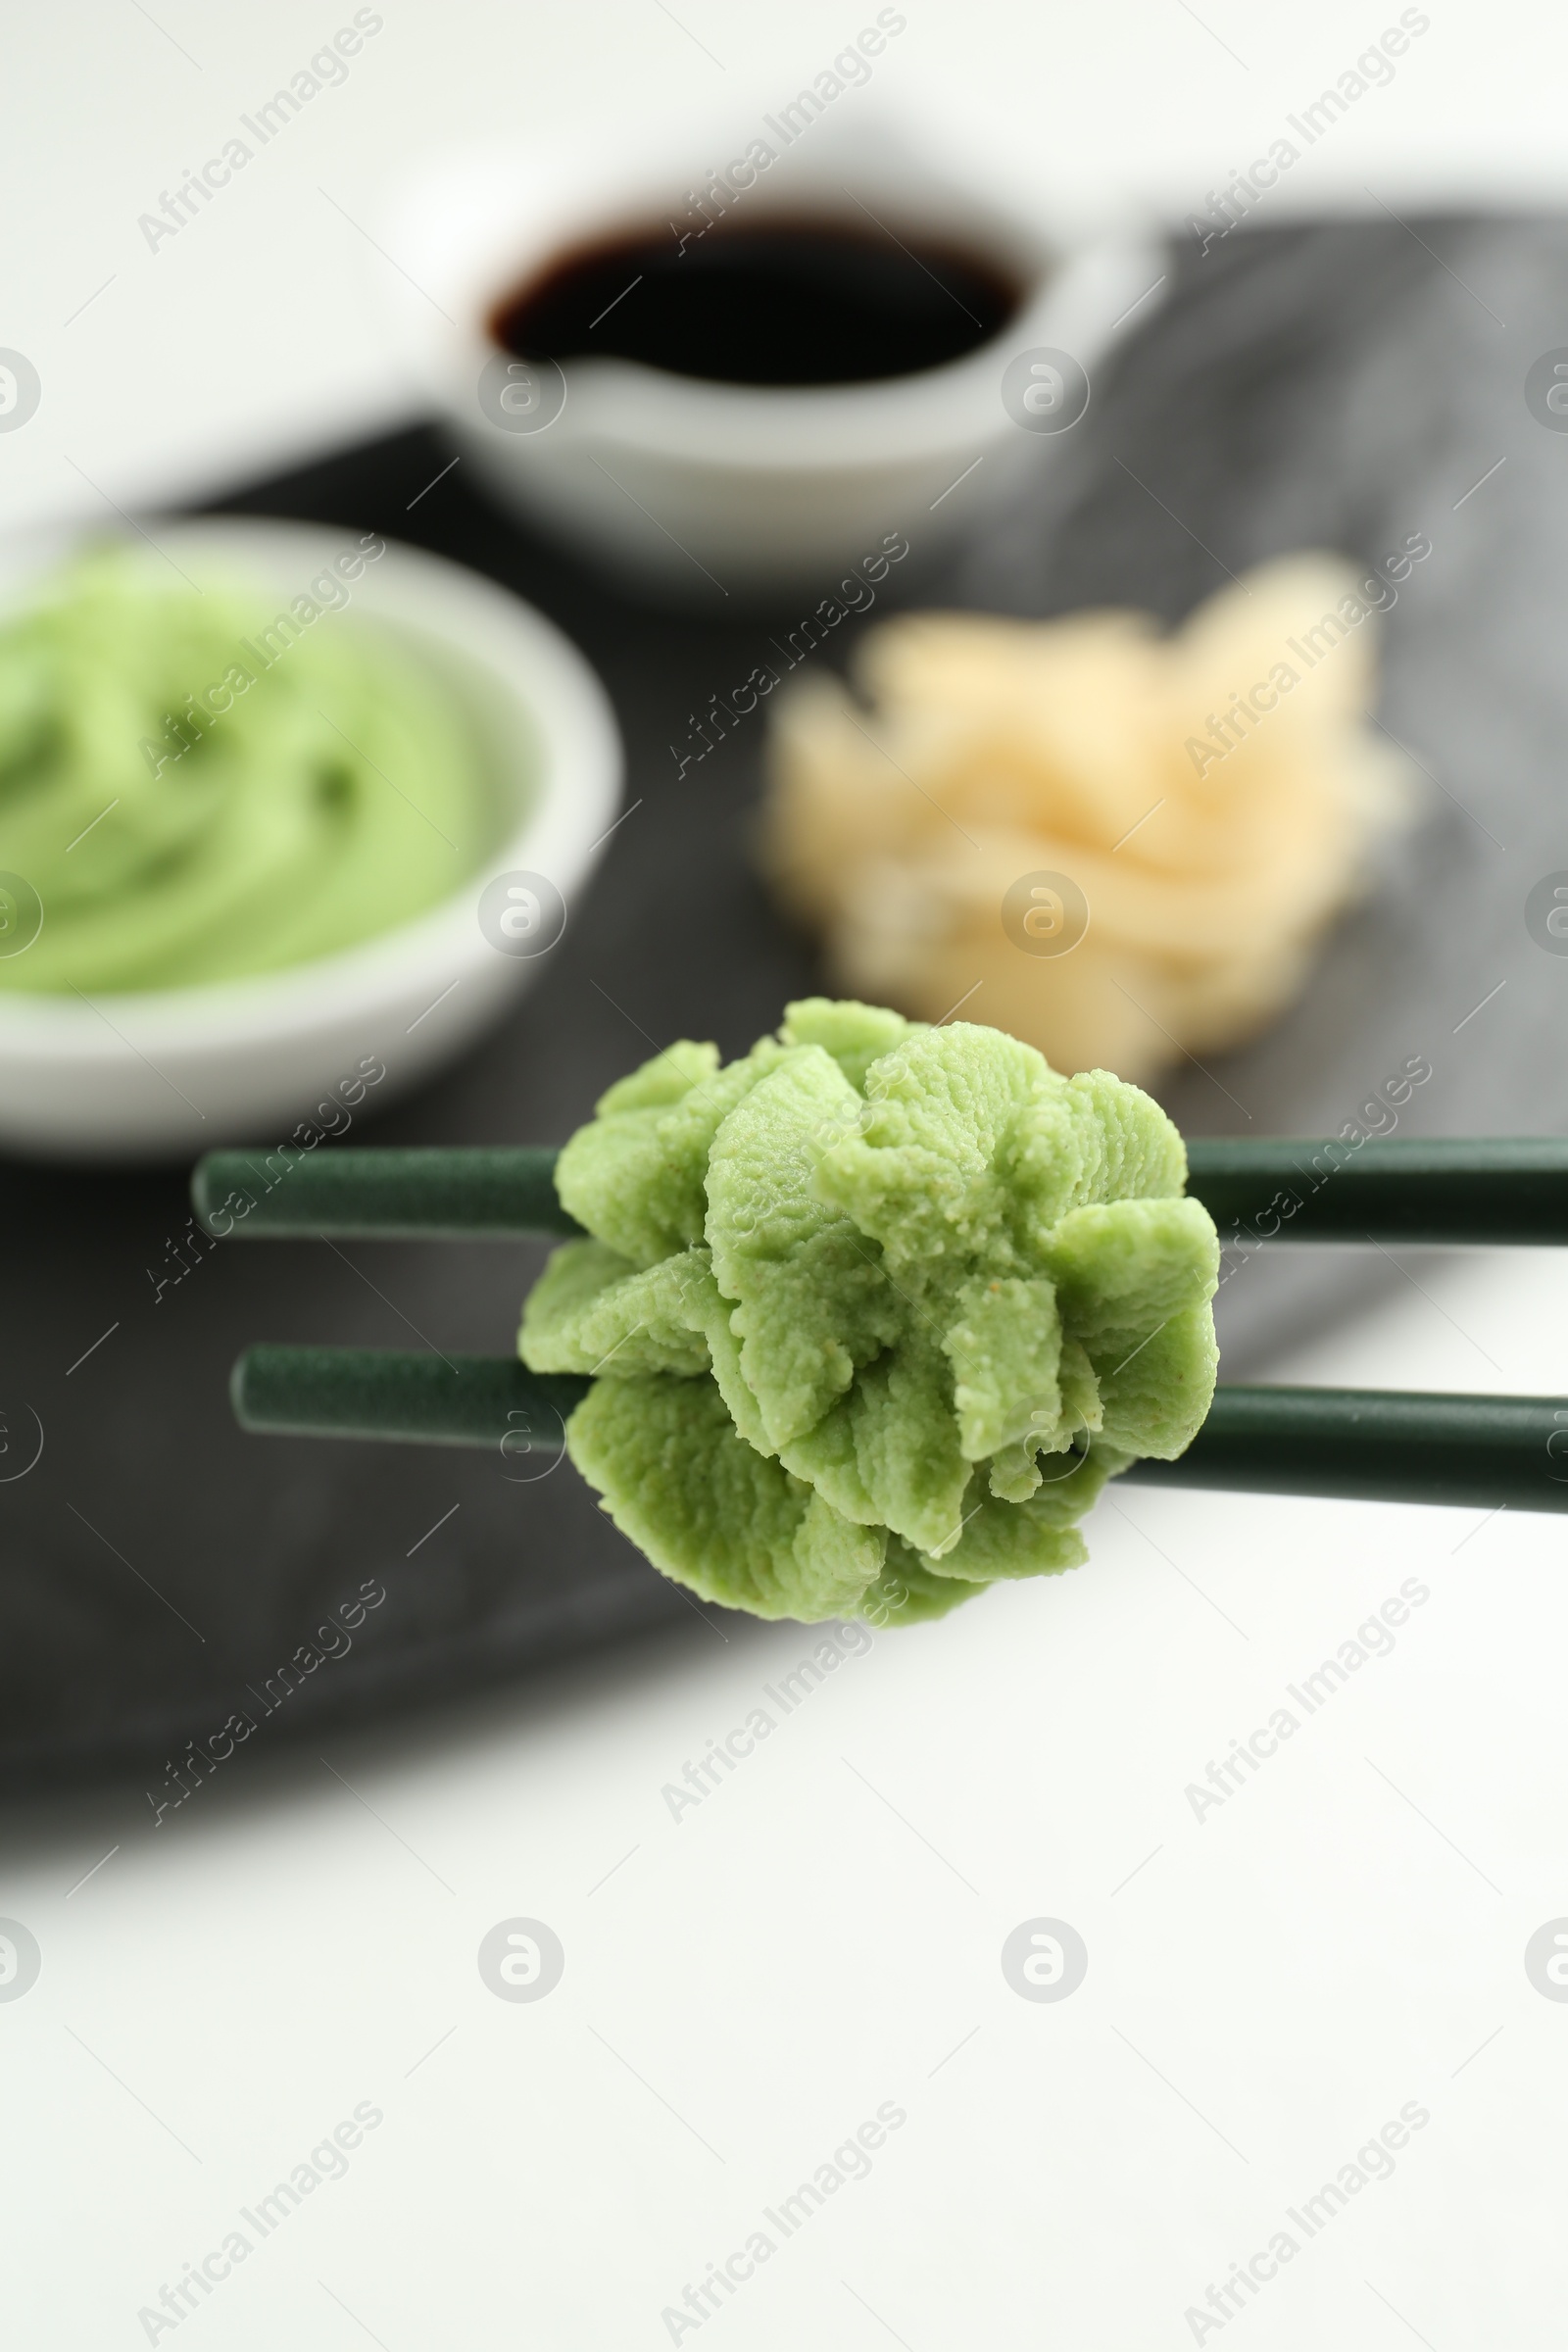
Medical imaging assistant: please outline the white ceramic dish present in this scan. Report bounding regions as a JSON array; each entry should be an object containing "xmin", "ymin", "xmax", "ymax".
[
  {"xmin": 0, "ymin": 518, "xmax": 620, "ymax": 1160},
  {"xmin": 387, "ymin": 108, "xmax": 1164, "ymax": 599}
]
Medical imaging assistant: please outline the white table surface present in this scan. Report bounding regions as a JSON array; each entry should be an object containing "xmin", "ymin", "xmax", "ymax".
[
  {"xmin": 4, "ymin": 5, "xmax": 1565, "ymax": 2344},
  {"xmin": 6, "ymin": 1255, "xmax": 1565, "ymax": 2349}
]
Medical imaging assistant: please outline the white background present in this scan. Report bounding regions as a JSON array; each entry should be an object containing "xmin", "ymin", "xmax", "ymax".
[
  {"xmin": 3, "ymin": 5, "xmax": 1565, "ymax": 2346},
  {"xmin": 5, "ymin": 0, "xmax": 1568, "ymax": 528}
]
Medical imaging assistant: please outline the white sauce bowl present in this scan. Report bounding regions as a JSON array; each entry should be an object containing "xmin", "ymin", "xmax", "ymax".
[{"xmin": 387, "ymin": 108, "xmax": 1163, "ymax": 599}]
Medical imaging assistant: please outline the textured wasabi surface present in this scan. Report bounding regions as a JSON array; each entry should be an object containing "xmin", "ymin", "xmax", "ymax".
[
  {"xmin": 520, "ymin": 1001, "xmax": 1219, "ymax": 1624},
  {"xmin": 0, "ymin": 547, "xmax": 495, "ymax": 992}
]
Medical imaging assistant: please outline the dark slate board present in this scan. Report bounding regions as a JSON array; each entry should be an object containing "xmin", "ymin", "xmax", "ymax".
[{"xmin": 4, "ymin": 215, "xmax": 1561, "ymax": 1788}]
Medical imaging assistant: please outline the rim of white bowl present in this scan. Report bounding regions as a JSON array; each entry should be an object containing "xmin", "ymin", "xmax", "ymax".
[
  {"xmin": 0, "ymin": 518, "xmax": 622, "ymax": 1054},
  {"xmin": 445, "ymin": 244, "xmax": 1152, "ymax": 475},
  {"xmin": 461, "ymin": 268, "xmax": 1068, "ymax": 462}
]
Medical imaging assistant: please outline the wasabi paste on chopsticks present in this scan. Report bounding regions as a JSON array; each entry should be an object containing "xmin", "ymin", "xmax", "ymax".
[{"xmin": 520, "ymin": 1000, "xmax": 1219, "ymax": 1624}]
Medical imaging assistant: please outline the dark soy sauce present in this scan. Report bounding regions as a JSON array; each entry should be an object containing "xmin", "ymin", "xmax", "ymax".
[{"xmin": 489, "ymin": 216, "xmax": 1022, "ymax": 389}]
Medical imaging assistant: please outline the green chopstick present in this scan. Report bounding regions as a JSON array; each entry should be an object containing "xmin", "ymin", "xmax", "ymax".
[
  {"xmin": 231, "ymin": 1346, "xmax": 588, "ymax": 1447},
  {"xmin": 1184, "ymin": 1136, "xmax": 1568, "ymax": 1246},
  {"xmin": 230, "ymin": 1347, "xmax": 1568, "ymax": 1517},
  {"xmin": 194, "ymin": 1138, "xmax": 1568, "ymax": 1247},
  {"xmin": 1121, "ymin": 1385, "xmax": 1566, "ymax": 1512},
  {"xmin": 208, "ymin": 1139, "xmax": 1568, "ymax": 1520},
  {"xmin": 194, "ymin": 1145, "xmax": 578, "ymax": 1241}
]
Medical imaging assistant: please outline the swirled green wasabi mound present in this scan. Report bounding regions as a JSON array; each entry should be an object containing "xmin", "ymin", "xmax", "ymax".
[
  {"xmin": 520, "ymin": 1001, "xmax": 1219, "ymax": 1625},
  {"xmin": 0, "ymin": 545, "xmax": 494, "ymax": 992}
]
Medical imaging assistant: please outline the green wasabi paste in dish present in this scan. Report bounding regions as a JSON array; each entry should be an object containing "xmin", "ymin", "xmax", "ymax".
[
  {"xmin": 0, "ymin": 547, "xmax": 494, "ymax": 993},
  {"xmin": 520, "ymin": 1000, "xmax": 1220, "ymax": 1625}
]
